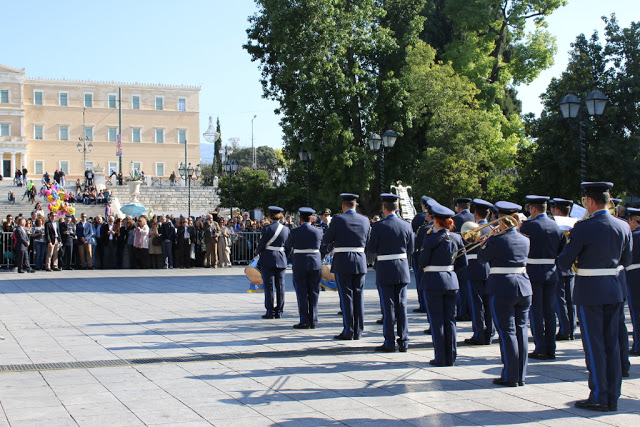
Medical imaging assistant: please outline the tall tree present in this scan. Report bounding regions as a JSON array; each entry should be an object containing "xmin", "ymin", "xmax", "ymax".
[{"xmin": 214, "ymin": 117, "xmax": 222, "ymax": 175}]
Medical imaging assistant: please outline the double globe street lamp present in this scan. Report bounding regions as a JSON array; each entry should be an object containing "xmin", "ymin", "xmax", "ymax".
[
  {"xmin": 223, "ymin": 158, "xmax": 239, "ymax": 218},
  {"xmin": 368, "ymin": 129, "xmax": 398, "ymax": 194},
  {"xmin": 179, "ymin": 162, "xmax": 201, "ymax": 218},
  {"xmin": 77, "ymin": 138, "xmax": 93, "ymax": 187},
  {"xmin": 559, "ymin": 90, "xmax": 608, "ymax": 183}
]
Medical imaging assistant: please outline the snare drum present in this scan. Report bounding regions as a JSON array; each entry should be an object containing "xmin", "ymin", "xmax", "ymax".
[{"xmin": 245, "ymin": 256, "xmax": 263, "ymax": 285}]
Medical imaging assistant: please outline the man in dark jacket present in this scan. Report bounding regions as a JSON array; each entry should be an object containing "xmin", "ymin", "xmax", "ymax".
[
  {"xmin": 44, "ymin": 212, "xmax": 61, "ymax": 271},
  {"xmin": 175, "ymin": 217, "xmax": 195, "ymax": 268},
  {"xmin": 14, "ymin": 217, "xmax": 34, "ymax": 273},
  {"xmin": 159, "ymin": 216, "xmax": 176, "ymax": 268}
]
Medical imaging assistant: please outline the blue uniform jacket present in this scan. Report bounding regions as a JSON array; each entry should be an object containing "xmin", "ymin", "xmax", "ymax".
[
  {"xmin": 519, "ymin": 214, "xmax": 564, "ymax": 283},
  {"xmin": 256, "ymin": 221, "xmax": 290, "ymax": 269},
  {"xmin": 366, "ymin": 215, "xmax": 414, "ymax": 285},
  {"xmin": 285, "ymin": 223, "xmax": 323, "ymax": 271},
  {"xmin": 465, "ymin": 220, "xmax": 491, "ymax": 281},
  {"xmin": 418, "ymin": 229, "xmax": 467, "ymax": 291},
  {"xmin": 413, "ymin": 222, "xmax": 433, "ymax": 255},
  {"xmin": 453, "ymin": 210, "xmax": 474, "ymax": 232},
  {"xmin": 557, "ymin": 211, "xmax": 632, "ymax": 306},
  {"xmin": 411, "ymin": 212, "xmax": 427, "ymax": 233},
  {"xmin": 628, "ymin": 228, "xmax": 640, "ymax": 285},
  {"xmin": 477, "ymin": 228, "xmax": 532, "ymax": 297},
  {"xmin": 321, "ymin": 210, "xmax": 370, "ymax": 274}
]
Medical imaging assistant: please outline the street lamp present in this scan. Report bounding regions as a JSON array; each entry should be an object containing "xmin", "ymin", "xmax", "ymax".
[
  {"xmin": 368, "ymin": 129, "xmax": 398, "ymax": 193},
  {"xmin": 77, "ymin": 137, "xmax": 93, "ymax": 187},
  {"xmin": 559, "ymin": 90, "xmax": 608, "ymax": 183},
  {"xmin": 298, "ymin": 148, "xmax": 312, "ymax": 206},
  {"xmin": 251, "ymin": 114, "xmax": 257, "ymax": 169},
  {"xmin": 179, "ymin": 162, "xmax": 201, "ymax": 218},
  {"xmin": 203, "ymin": 116, "xmax": 220, "ymax": 185},
  {"xmin": 223, "ymin": 158, "xmax": 239, "ymax": 217}
]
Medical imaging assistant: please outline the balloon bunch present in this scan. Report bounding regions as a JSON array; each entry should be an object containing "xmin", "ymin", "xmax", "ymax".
[{"xmin": 41, "ymin": 182, "xmax": 76, "ymax": 216}]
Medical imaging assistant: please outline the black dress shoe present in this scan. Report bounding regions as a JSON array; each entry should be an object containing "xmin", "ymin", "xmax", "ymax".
[
  {"xmin": 376, "ymin": 319, "xmax": 383, "ymax": 325},
  {"xmin": 412, "ymin": 308, "xmax": 427, "ymax": 313},
  {"xmin": 18, "ymin": 270, "xmax": 25, "ymax": 274},
  {"xmin": 337, "ymin": 311, "xmax": 343, "ymax": 316},
  {"xmin": 423, "ymin": 328, "xmax": 431, "ymax": 335},
  {"xmin": 493, "ymin": 378, "xmax": 519, "ymax": 387},
  {"xmin": 622, "ymin": 371, "xmax": 630, "ymax": 377},
  {"xmin": 518, "ymin": 381, "xmax": 525, "ymax": 386},
  {"xmin": 334, "ymin": 334, "xmax": 352, "ymax": 340},
  {"xmin": 293, "ymin": 324, "xmax": 310, "ymax": 329},
  {"xmin": 399, "ymin": 347, "xmax": 407, "ymax": 353},
  {"xmin": 528, "ymin": 352, "xmax": 548, "ymax": 360},
  {"xmin": 546, "ymin": 354, "xmax": 556, "ymax": 360},
  {"xmin": 556, "ymin": 334, "xmax": 571, "ymax": 341},
  {"xmin": 464, "ymin": 338, "xmax": 484, "ymax": 345},
  {"xmin": 429, "ymin": 360, "xmax": 444, "ymax": 367},
  {"xmin": 261, "ymin": 314, "xmax": 275, "ymax": 319},
  {"xmin": 630, "ymin": 350, "xmax": 640, "ymax": 356},
  {"xmin": 274, "ymin": 314, "xmax": 281, "ymax": 319},
  {"xmin": 609, "ymin": 404, "xmax": 617, "ymax": 411},
  {"xmin": 574, "ymin": 399, "xmax": 610, "ymax": 412},
  {"xmin": 27, "ymin": 269, "xmax": 35, "ymax": 273},
  {"xmin": 374, "ymin": 345, "xmax": 395, "ymax": 353},
  {"xmin": 353, "ymin": 335, "xmax": 361, "ymax": 340},
  {"xmin": 309, "ymin": 324, "xmax": 316, "ymax": 329}
]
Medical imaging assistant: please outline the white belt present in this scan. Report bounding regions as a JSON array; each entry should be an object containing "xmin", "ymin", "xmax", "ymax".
[
  {"xmin": 490, "ymin": 267, "xmax": 526, "ymax": 275},
  {"xmin": 627, "ymin": 264, "xmax": 640, "ymax": 271},
  {"xmin": 333, "ymin": 247, "xmax": 365, "ymax": 253},
  {"xmin": 423, "ymin": 265, "xmax": 454, "ymax": 273},
  {"xmin": 377, "ymin": 253, "xmax": 407, "ymax": 261},
  {"xmin": 293, "ymin": 249, "xmax": 320, "ymax": 254},
  {"xmin": 266, "ymin": 246, "xmax": 285, "ymax": 251},
  {"xmin": 467, "ymin": 254, "xmax": 478, "ymax": 260},
  {"xmin": 576, "ymin": 266, "xmax": 624, "ymax": 276},
  {"xmin": 526, "ymin": 258, "xmax": 556, "ymax": 265}
]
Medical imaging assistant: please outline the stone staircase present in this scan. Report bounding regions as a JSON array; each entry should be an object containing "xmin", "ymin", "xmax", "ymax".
[{"xmin": 107, "ymin": 184, "xmax": 221, "ymax": 217}]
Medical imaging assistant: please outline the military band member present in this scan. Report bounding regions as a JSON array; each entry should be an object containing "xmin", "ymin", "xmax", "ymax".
[
  {"xmin": 557, "ymin": 182, "xmax": 632, "ymax": 412},
  {"xmin": 411, "ymin": 196, "xmax": 428, "ymax": 233},
  {"xmin": 454, "ymin": 197, "xmax": 474, "ymax": 322},
  {"xmin": 520, "ymin": 195, "xmax": 564, "ymax": 360},
  {"xmin": 315, "ymin": 208, "xmax": 331, "ymax": 233},
  {"xmin": 477, "ymin": 201, "xmax": 532, "ymax": 387},
  {"xmin": 321, "ymin": 193, "xmax": 371, "ymax": 340},
  {"xmin": 453, "ymin": 197, "xmax": 474, "ymax": 232},
  {"xmin": 256, "ymin": 206, "xmax": 290, "ymax": 319},
  {"xmin": 419, "ymin": 203, "xmax": 467, "ymax": 366},
  {"xmin": 366, "ymin": 193, "xmax": 414, "ymax": 352},
  {"xmin": 412, "ymin": 196, "xmax": 432, "ymax": 313},
  {"xmin": 625, "ymin": 207, "xmax": 640, "ymax": 356},
  {"xmin": 464, "ymin": 199, "xmax": 494, "ymax": 345},
  {"xmin": 285, "ymin": 207, "xmax": 323, "ymax": 329},
  {"xmin": 550, "ymin": 198, "xmax": 578, "ymax": 340}
]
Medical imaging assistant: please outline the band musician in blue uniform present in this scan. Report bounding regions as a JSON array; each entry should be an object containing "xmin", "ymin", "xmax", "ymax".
[
  {"xmin": 412, "ymin": 196, "xmax": 432, "ymax": 314},
  {"xmin": 550, "ymin": 198, "xmax": 578, "ymax": 340},
  {"xmin": 557, "ymin": 182, "xmax": 632, "ymax": 412},
  {"xmin": 255, "ymin": 206, "xmax": 290, "ymax": 319},
  {"xmin": 418, "ymin": 203, "xmax": 467, "ymax": 366},
  {"xmin": 453, "ymin": 197, "xmax": 474, "ymax": 322},
  {"xmin": 464, "ymin": 198, "xmax": 494, "ymax": 346},
  {"xmin": 366, "ymin": 193, "xmax": 414, "ymax": 352},
  {"xmin": 625, "ymin": 207, "xmax": 640, "ymax": 356},
  {"xmin": 477, "ymin": 201, "xmax": 532, "ymax": 387},
  {"xmin": 285, "ymin": 207, "xmax": 323, "ymax": 329},
  {"xmin": 321, "ymin": 193, "xmax": 371, "ymax": 340},
  {"xmin": 520, "ymin": 195, "xmax": 564, "ymax": 360}
]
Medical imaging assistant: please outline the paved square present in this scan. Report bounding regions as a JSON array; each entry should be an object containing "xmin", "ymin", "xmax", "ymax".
[{"xmin": 0, "ymin": 268, "xmax": 638, "ymax": 426}]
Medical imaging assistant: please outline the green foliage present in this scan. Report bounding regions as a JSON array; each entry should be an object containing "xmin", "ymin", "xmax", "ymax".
[
  {"xmin": 218, "ymin": 168, "xmax": 271, "ymax": 211},
  {"xmin": 214, "ymin": 117, "xmax": 222, "ymax": 175},
  {"xmin": 229, "ymin": 145, "xmax": 283, "ymax": 176}
]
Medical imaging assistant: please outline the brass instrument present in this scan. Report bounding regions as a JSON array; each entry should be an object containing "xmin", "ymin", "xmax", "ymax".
[{"xmin": 452, "ymin": 215, "xmax": 519, "ymax": 260}]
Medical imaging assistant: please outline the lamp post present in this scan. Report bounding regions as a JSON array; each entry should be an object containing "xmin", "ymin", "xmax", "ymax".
[
  {"xmin": 298, "ymin": 148, "xmax": 312, "ymax": 206},
  {"xmin": 179, "ymin": 162, "xmax": 201, "ymax": 218},
  {"xmin": 77, "ymin": 138, "xmax": 93, "ymax": 187},
  {"xmin": 368, "ymin": 129, "xmax": 398, "ymax": 193},
  {"xmin": 251, "ymin": 114, "xmax": 257, "ymax": 169},
  {"xmin": 203, "ymin": 116, "xmax": 220, "ymax": 185},
  {"xmin": 223, "ymin": 158, "xmax": 239, "ymax": 217},
  {"xmin": 559, "ymin": 90, "xmax": 608, "ymax": 183}
]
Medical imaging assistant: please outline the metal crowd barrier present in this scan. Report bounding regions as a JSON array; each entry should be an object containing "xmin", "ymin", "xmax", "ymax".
[
  {"xmin": 1, "ymin": 231, "xmax": 37, "ymax": 268},
  {"xmin": 230, "ymin": 231, "xmax": 261, "ymax": 265}
]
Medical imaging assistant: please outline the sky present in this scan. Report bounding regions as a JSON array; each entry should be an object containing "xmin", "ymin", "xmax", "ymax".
[{"xmin": 2, "ymin": 0, "xmax": 637, "ymax": 163}]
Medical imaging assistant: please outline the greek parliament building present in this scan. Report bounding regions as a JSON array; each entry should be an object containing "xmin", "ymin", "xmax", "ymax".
[{"xmin": 0, "ymin": 64, "xmax": 200, "ymax": 181}]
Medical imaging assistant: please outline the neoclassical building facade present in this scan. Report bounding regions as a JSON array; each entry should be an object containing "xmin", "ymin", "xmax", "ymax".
[{"xmin": 0, "ymin": 64, "xmax": 200, "ymax": 181}]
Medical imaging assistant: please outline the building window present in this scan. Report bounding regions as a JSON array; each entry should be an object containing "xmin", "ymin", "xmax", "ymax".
[
  {"xmin": 108, "ymin": 161, "xmax": 118, "ymax": 176},
  {"xmin": 85, "ymin": 161, "xmax": 94, "ymax": 171},
  {"xmin": 131, "ymin": 162, "xmax": 141, "ymax": 174},
  {"xmin": 59, "ymin": 125, "xmax": 69, "ymax": 141},
  {"xmin": 0, "ymin": 124, "xmax": 9, "ymax": 137},
  {"xmin": 178, "ymin": 98, "xmax": 186, "ymax": 111},
  {"xmin": 83, "ymin": 126, "xmax": 93, "ymax": 141},
  {"xmin": 178, "ymin": 129, "xmax": 187, "ymax": 144},
  {"xmin": 155, "ymin": 163, "xmax": 165, "ymax": 177},
  {"xmin": 59, "ymin": 92, "xmax": 68, "ymax": 106},
  {"xmin": 132, "ymin": 95, "xmax": 140, "ymax": 109},
  {"xmin": 1, "ymin": 90, "xmax": 9, "ymax": 103},
  {"xmin": 59, "ymin": 161, "xmax": 69, "ymax": 174},
  {"xmin": 155, "ymin": 96, "xmax": 163, "ymax": 111},
  {"xmin": 108, "ymin": 94, "xmax": 117, "ymax": 108},
  {"xmin": 34, "ymin": 125, "xmax": 44, "ymax": 140},
  {"xmin": 132, "ymin": 128, "xmax": 141, "ymax": 142},
  {"xmin": 108, "ymin": 127, "xmax": 117, "ymax": 142},
  {"xmin": 155, "ymin": 129, "xmax": 164, "ymax": 143},
  {"xmin": 34, "ymin": 91, "xmax": 43, "ymax": 105},
  {"xmin": 84, "ymin": 93, "xmax": 93, "ymax": 108},
  {"xmin": 34, "ymin": 160, "xmax": 44, "ymax": 175}
]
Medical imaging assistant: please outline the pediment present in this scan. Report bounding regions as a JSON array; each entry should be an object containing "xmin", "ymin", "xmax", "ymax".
[{"xmin": 0, "ymin": 64, "xmax": 25, "ymax": 74}]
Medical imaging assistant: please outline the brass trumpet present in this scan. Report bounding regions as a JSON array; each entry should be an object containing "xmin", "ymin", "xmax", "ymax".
[{"xmin": 452, "ymin": 215, "xmax": 519, "ymax": 260}]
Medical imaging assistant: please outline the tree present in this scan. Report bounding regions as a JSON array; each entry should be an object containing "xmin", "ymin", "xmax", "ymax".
[
  {"xmin": 214, "ymin": 117, "xmax": 222, "ymax": 175},
  {"xmin": 218, "ymin": 167, "xmax": 271, "ymax": 211},
  {"xmin": 229, "ymin": 145, "xmax": 283, "ymax": 179},
  {"xmin": 519, "ymin": 16, "xmax": 640, "ymax": 200}
]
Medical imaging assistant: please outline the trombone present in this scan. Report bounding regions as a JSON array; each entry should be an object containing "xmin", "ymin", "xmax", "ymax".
[{"xmin": 452, "ymin": 215, "xmax": 519, "ymax": 260}]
